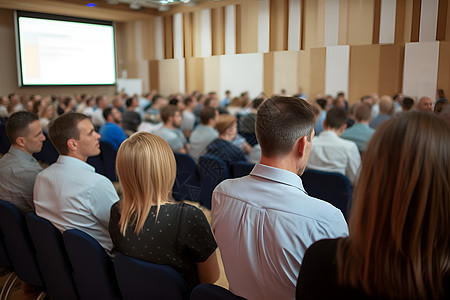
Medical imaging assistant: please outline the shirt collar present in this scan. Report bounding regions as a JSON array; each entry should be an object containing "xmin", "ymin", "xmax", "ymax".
[
  {"xmin": 250, "ymin": 163, "xmax": 307, "ymax": 195},
  {"xmin": 317, "ymin": 130, "xmax": 340, "ymax": 139},
  {"xmin": 57, "ymin": 155, "xmax": 95, "ymax": 173},
  {"xmin": 9, "ymin": 146, "xmax": 38, "ymax": 163}
]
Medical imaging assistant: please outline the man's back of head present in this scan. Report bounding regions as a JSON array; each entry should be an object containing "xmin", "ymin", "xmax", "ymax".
[
  {"xmin": 324, "ymin": 107, "xmax": 347, "ymax": 130},
  {"xmin": 256, "ymin": 96, "xmax": 315, "ymax": 158},
  {"xmin": 199, "ymin": 106, "xmax": 217, "ymax": 126},
  {"xmin": 354, "ymin": 103, "xmax": 372, "ymax": 123},
  {"xmin": 378, "ymin": 96, "xmax": 394, "ymax": 114},
  {"xmin": 6, "ymin": 111, "xmax": 40, "ymax": 147}
]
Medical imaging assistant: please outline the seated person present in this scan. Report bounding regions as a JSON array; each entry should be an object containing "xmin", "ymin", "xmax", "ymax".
[
  {"xmin": 238, "ymin": 97, "xmax": 264, "ymax": 135},
  {"xmin": 99, "ymin": 107, "xmax": 127, "ymax": 150},
  {"xmin": 205, "ymin": 114, "xmax": 247, "ymax": 164},
  {"xmin": 307, "ymin": 107, "xmax": 361, "ymax": 185},
  {"xmin": 155, "ymin": 105, "xmax": 189, "ymax": 153},
  {"xmin": 34, "ymin": 113, "xmax": 119, "ymax": 253},
  {"xmin": 0, "ymin": 111, "xmax": 45, "ymax": 213},
  {"xmin": 144, "ymin": 94, "xmax": 168, "ymax": 124},
  {"xmin": 122, "ymin": 96, "xmax": 142, "ymax": 134},
  {"xmin": 189, "ymin": 107, "xmax": 218, "ymax": 162},
  {"xmin": 109, "ymin": 132, "xmax": 220, "ymax": 291},
  {"xmin": 297, "ymin": 111, "xmax": 450, "ymax": 299},
  {"xmin": 340, "ymin": 103, "xmax": 375, "ymax": 152}
]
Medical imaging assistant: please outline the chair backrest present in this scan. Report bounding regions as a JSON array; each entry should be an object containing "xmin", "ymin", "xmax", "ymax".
[
  {"xmin": 26, "ymin": 213, "xmax": 79, "ymax": 300},
  {"xmin": 301, "ymin": 169, "xmax": 352, "ymax": 219},
  {"xmin": 191, "ymin": 284, "xmax": 244, "ymax": 300},
  {"xmin": 33, "ymin": 132, "xmax": 59, "ymax": 164},
  {"xmin": 230, "ymin": 162, "xmax": 255, "ymax": 178},
  {"xmin": 0, "ymin": 200, "xmax": 44, "ymax": 287},
  {"xmin": 0, "ymin": 121, "xmax": 11, "ymax": 154},
  {"xmin": 87, "ymin": 141, "xmax": 117, "ymax": 182},
  {"xmin": 114, "ymin": 252, "xmax": 189, "ymax": 300},
  {"xmin": 173, "ymin": 152, "xmax": 201, "ymax": 202},
  {"xmin": 238, "ymin": 132, "xmax": 258, "ymax": 147},
  {"xmin": 197, "ymin": 155, "xmax": 230, "ymax": 209},
  {"xmin": 63, "ymin": 229, "xmax": 121, "ymax": 300},
  {"xmin": 0, "ymin": 228, "xmax": 12, "ymax": 270}
]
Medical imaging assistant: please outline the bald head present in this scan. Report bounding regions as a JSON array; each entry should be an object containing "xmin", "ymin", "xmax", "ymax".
[{"xmin": 417, "ymin": 96, "xmax": 433, "ymax": 112}]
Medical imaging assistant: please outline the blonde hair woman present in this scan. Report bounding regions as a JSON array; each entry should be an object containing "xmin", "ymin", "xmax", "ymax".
[
  {"xmin": 109, "ymin": 132, "xmax": 220, "ymax": 290},
  {"xmin": 38, "ymin": 102, "xmax": 57, "ymax": 132},
  {"xmin": 297, "ymin": 111, "xmax": 450, "ymax": 299}
]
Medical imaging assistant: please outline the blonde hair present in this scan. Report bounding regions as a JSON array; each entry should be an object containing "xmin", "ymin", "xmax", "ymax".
[
  {"xmin": 116, "ymin": 132, "xmax": 176, "ymax": 235},
  {"xmin": 215, "ymin": 114, "xmax": 237, "ymax": 135},
  {"xmin": 337, "ymin": 111, "xmax": 450, "ymax": 299}
]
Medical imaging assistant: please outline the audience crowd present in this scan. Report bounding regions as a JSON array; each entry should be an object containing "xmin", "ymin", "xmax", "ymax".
[{"xmin": 0, "ymin": 87, "xmax": 449, "ymax": 299}]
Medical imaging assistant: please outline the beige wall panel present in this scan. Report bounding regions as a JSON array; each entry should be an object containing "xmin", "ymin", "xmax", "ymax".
[
  {"xmin": 378, "ymin": 44, "xmax": 404, "ymax": 96},
  {"xmin": 192, "ymin": 11, "xmax": 202, "ymax": 57},
  {"xmin": 263, "ymin": 52, "xmax": 275, "ymax": 96},
  {"xmin": 159, "ymin": 59, "xmax": 181, "ymax": 95},
  {"xmin": 0, "ymin": 9, "xmax": 115, "ymax": 96},
  {"xmin": 298, "ymin": 50, "xmax": 311, "ymax": 98},
  {"xmin": 303, "ymin": 0, "xmax": 325, "ymax": 49},
  {"xmin": 164, "ymin": 16, "xmax": 174, "ymax": 59},
  {"xmin": 239, "ymin": 1, "xmax": 259, "ymax": 53},
  {"xmin": 204, "ymin": 56, "xmax": 221, "ymax": 94},
  {"xmin": 273, "ymin": 51, "xmax": 299, "ymax": 95},
  {"xmin": 270, "ymin": 0, "xmax": 289, "ymax": 51},
  {"xmin": 338, "ymin": 0, "xmax": 349, "ymax": 45},
  {"xmin": 212, "ymin": 7, "xmax": 225, "ymax": 55},
  {"xmin": 309, "ymin": 47, "xmax": 326, "ymax": 99},
  {"xmin": 185, "ymin": 57, "xmax": 205, "ymax": 94},
  {"xmin": 141, "ymin": 18, "xmax": 156, "ymax": 60},
  {"xmin": 184, "ymin": 12, "xmax": 193, "ymax": 58},
  {"xmin": 437, "ymin": 41, "xmax": 450, "ymax": 95},
  {"xmin": 348, "ymin": 45, "xmax": 380, "ymax": 104},
  {"xmin": 447, "ymin": 2, "xmax": 450, "ymax": 41},
  {"xmin": 347, "ymin": 0, "xmax": 375, "ymax": 45}
]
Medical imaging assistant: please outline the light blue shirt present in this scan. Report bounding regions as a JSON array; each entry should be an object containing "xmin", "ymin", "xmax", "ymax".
[
  {"xmin": 155, "ymin": 126, "xmax": 186, "ymax": 153},
  {"xmin": 212, "ymin": 163, "xmax": 348, "ymax": 300},
  {"xmin": 34, "ymin": 155, "xmax": 119, "ymax": 252},
  {"xmin": 189, "ymin": 125, "xmax": 218, "ymax": 162},
  {"xmin": 340, "ymin": 123, "xmax": 375, "ymax": 151}
]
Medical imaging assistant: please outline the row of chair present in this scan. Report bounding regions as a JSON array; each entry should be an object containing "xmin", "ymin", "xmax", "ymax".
[{"xmin": 0, "ymin": 199, "xmax": 242, "ymax": 300}]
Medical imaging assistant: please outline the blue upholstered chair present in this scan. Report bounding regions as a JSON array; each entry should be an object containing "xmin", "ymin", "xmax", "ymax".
[
  {"xmin": 63, "ymin": 229, "xmax": 121, "ymax": 300},
  {"xmin": 33, "ymin": 132, "xmax": 59, "ymax": 165},
  {"xmin": 0, "ymin": 200, "xmax": 46, "ymax": 300},
  {"xmin": 191, "ymin": 284, "xmax": 244, "ymax": 300},
  {"xmin": 0, "ymin": 228, "xmax": 17, "ymax": 300},
  {"xmin": 87, "ymin": 141, "xmax": 118, "ymax": 182},
  {"xmin": 301, "ymin": 169, "xmax": 352, "ymax": 220},
  {"xmin": 230, "ymin": 161, "xmax": 254, "ymax": 178},
  {"xmin": 114, "ymin": 252, "xmax": 189, "ymax": 300},
  {"xmin": 26, "ymin": 213, "xmax": 78, "ymax": 300},
  {"xmin": 197, "ymin": 155, "xmax": 230, "ymax": 210},
  {"xmin": 173, "ymin": 152, "xmax": 201, "ymax": 202},
  {"xmin": 0, "ymin": 121, "xmax": 11, "ymax": 155}
]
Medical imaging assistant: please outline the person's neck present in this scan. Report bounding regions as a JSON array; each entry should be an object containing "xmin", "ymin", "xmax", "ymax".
[
  {"xmin": 259, "ymin": 155, "xmax": 300, "ymax": 175},
  {"xmin": 164, "ymin": 123, "xmax": 175, "ymax": 130},
  {"xmin": 67, "ymin": 153, "xmax": 87, "ymax": 162},
  {"xmin": 323, "ymin": 127, "xmax": 343, "ymax": 136},
  {"xmin": 219, "ymin": 133, "xmax": 233, "ymax": 142},
  {"xmin": 12, "ymin": 145, "xmax": 32, "ymax": 156},
  {"xmin": 358, "ymin": 120, "xmax": 370, "ymax": 125}
]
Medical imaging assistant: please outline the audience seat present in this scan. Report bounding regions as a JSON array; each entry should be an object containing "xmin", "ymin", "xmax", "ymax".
[
  {"xmin": 0, "ymin": 200, "xmax": 46, "ymax": 300},
  {"xmin": 173, "ymin": 152, "xmax": 201, "ymax": 202},
  {"xmin": 191, "ymin": 284, "xmax": 244, "ymax": 300},
  {"xmin": 87, "ymin": 141, "xmax": 118, "ymax": 182},
  {"xmin": 301, "ymin": 169, "xmax": 352, "ymax": 220},
  {"xmin": 0, "ymin": 121, "xmax": 11, "ymax": 155},
  {"xmin": 0, "ymin": 228, "xmax": 17, "ymax": 300},
  {"xmin": 26, "ymin": 213, "xmax": 78, "ymax": 300},
  {"xmin": 63, "ymin": 229, "xmax": 121, "ymax": 300},
  {"xmin": 114, "ymin": 252, "xmax": 189, "ymax": 300},
  {"xmin": 230, "ymin": 162, "xmax": 254, "ymax": 178},
  {"xmin": 239, "ymin": 132, "xmax": 258, "ymax": 147},
  {"xmin": 33, "ymin": 132, "xmax": 59, "ymax": 164},
  {"xmin": 197, "ymin": 155, "xmax": 230, "ymax": 210}
]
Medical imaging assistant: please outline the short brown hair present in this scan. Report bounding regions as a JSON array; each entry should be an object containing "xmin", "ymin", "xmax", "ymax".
[
  {"xmin": 6, "ymin": 111, "xmax": 39, "ymax": 145},
  {"xmin": 215, "ymin": 114, "xmax": 236, "ymax": 135},
  {"xmin": 199, "ymin": 107, "xmax": 216, "ymax": 125},
  {"xmin": 160, "ymin": 105, "xmax": 179, "ymax": 124},
  {"xmin": 48, "ymin": 113, "xmax": 88, "ymax": 155},
  {"xmin": 256, "ymin": 96, "xmax": 315, "ymax": 157},
  {"xmin": 325, "ymin": 107, "xmax": 347, "ymax": 129},
  {"xmin": 354, "ymin": 103, "xmax": 372, "ymax": 122}
]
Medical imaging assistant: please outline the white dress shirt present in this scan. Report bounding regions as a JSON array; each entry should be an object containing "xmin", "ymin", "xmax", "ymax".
[
  {"xmin": 91, "ymin": 108, "xmax": 106, "ymax": 127},
  {"xmin": 212, "ymin": 163, "xmax": 348, "ymax": 300},
  {"xmin": 34, "ymin": 155, "xmax": 119, "ymax": 252},
  {"xmin": 307, "ymin": 131, "xmax": 361, "ymax": 185}
]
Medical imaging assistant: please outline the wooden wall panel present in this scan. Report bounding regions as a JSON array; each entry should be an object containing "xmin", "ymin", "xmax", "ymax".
[
  {"xmin": 141, "ymin": 18, "xmax": 156, "ymax": 60},
  {"xmin": 437, "ymin": 41, "xmax": 450, "ymax": 96},
  {"xmin": 185, "ymin": 57, "xmax": 204, "ymax": 94},
  {"xmin": 270, "ymin": 0, "xmax": 289, "ymax": 51},
  {"xmin": 149, "ymin": 60, "xmax": 159, "ymax": 91},
  {"xmin": 239, "ymin": 1, "xmax": 259, "ymax": 53},
  {"xmin": 192, "ymin": 11, "xmax": 202, "ymax": 57},
  {"xmin": 309, "ymin": 47, "xmax": 326, "ymax": 99},
  {"xmin": 164, "ymin": 16, "xmax": 174, "ymax": 59},
  {"xmin": 184, "ymin": 12, "xmax": 193, "ymax": 58},
  {"xmin": 338, "ymin": 0, "xmax": 349, "ymax": 45},
  {"xmin": 159, "ymin": 59, "xmax": 181, "ymax": 95},
  {"xmin": 349, "ymin": 45, "xmax": 380, "ymax": 103},
  {"xmin": 410, "ymin": 0, "xmax": 421, "ymax": 42},
  {"xmin": 372, "ymin": 0, "xmax": 381, "ymax": 44},
  {"xmin": 263, "ymin": 52, "xmax": 274, "ymax": 96},
  {"xmin": 298, "ymin": 50, "xmax": 311, "ymax": 98},
  {"xmin": 347, "ymin": 0, "xmax": 375, "ymax": 45},
  {"xmin": 303, "ymin": 0, "xmax": 325, "ymax": 49},
  {"xmin": 436, "ymin": 0, "xmax": 448, "ymax": 41},
  {"xmin": 273, "ymin": 51, "xmax": 299, "ymax": 95},
  {"xmin": 212, "ymin": 7, "xmax": 225, "ymax": 55},
  {"xmin": 379, "ymin": 44, "xmax": 404, "ymax": 96}
]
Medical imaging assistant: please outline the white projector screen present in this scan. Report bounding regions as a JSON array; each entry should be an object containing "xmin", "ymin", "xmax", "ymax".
[{"xmin": 15, "ymin": 11, "xmax": 116, "ymax": 86}]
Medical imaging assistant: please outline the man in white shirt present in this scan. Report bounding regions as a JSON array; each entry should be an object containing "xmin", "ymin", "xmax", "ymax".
[
  {"xmin": 307, "ymin": 107, "xmax": 361, "ymax": 185},
  {"xmin": 34, "ymin": 113, "xmax": 119, "ymax": 253},
  {"xmin": 212, "ymin": 97, "xmax": 349, "ymax": 300}
]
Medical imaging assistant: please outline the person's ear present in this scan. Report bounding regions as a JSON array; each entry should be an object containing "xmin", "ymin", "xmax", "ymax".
[
  {"xmin": 338, "ymin": 123, "xmax": 347, "ymax": 135},
  {"xmin": 295, "ymin": 135, "xmax": 308, "ymax": 158},
  {"xmin": 15, "ymin": 136, "xmax": 26, "ymax": 148},
  {"xmin": 67, "ymin": 139, "xmax": 77, "ymax": 152}
]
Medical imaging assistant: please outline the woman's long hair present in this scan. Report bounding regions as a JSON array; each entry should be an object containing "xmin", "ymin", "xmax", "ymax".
[
  {"xmin": 116, "ymin": 132, "xmax": 176, "ymax": 235},
  {"xmin": 337, "ymin": 111, "xmax": 450, "ymax": 299}
]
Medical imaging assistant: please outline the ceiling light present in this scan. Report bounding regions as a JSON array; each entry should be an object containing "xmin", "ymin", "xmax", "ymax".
[{"xmin": 129, "ymin": 2, "xmax": 141, "ymax": 9}]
